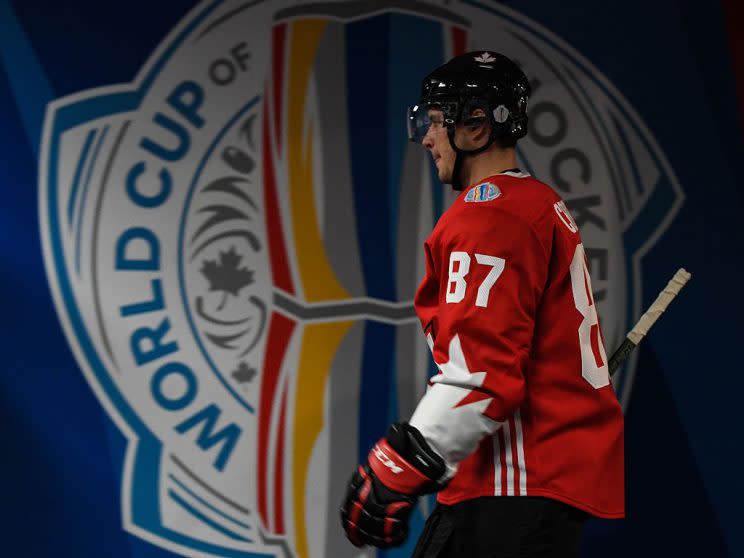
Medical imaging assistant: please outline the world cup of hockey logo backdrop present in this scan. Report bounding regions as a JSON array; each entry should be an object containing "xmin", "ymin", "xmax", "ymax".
[{"xmin": 39, "ymin": 1, "xmax": 683, "ymax": 556}]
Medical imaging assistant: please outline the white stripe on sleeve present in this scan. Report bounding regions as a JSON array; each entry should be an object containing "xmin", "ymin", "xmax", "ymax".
[
  {"xmin": 504, "ymin": 419, "xmax": 514, "ymax": 496},
  {"xmin": 515, "ymin": 409, "xmax": 527, "ymax": 495}
]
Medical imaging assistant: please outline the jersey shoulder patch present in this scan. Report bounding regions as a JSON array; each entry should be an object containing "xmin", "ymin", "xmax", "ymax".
[
  {"xmin": 553, "ymin": 200, "xmax": 578, "ymax": 233},
  {"xmin": 464, "ymin": 181, "xmax": 501, "ymax": 203}
]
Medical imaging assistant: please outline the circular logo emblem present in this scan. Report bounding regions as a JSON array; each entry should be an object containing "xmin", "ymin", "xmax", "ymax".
[{"xmin": 40, "ymin": 1, "xmax": 683, "ymax": 556}]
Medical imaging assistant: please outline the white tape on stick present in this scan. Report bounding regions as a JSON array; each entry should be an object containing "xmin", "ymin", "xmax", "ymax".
[{"xmin": 627, "ymin": 268, "xmax": 692, "ymax": 344}]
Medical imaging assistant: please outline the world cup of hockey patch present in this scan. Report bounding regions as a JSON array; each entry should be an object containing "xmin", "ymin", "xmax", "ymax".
[{"xmin": 465, "ymin": 182, "xmax": 501, "ymax": 202}]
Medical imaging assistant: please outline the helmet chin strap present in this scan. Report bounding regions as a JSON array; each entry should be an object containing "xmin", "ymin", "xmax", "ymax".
[
  {"xmin": 450, "ymin": 149, "xmax": 466, "ymax": 191},
  {"xmin": 447, "ymin": 127, "xmax": 498, "ymax": 191}
]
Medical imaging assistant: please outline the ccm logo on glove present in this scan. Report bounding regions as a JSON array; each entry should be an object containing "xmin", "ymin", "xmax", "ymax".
[{"xmin": 372, "ymin": 442, "xmax": 404, "ymax": 474}]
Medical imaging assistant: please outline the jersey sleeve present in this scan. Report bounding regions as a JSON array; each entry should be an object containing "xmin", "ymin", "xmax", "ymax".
[
  {"xmin": 410, "ymin": 205, "xmax": 553, "ymax": 468},
  {"xmin": 415, "ymin": 238, "xmax": 439, "ymax": 347}
]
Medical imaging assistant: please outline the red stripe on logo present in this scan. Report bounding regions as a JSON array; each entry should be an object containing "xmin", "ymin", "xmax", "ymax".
[
  {"xmin": 262, "ymin": 99, "xmax": 294, "ymax": 294},
  {"xmin": 273, "ymin": 385, "xmax": 289, "ymax": 534},
  {"xmin": 257, "ymin": 312, "xmax": 296, "ymax": 530},
  {"xmin": 271, "ymin": 23, "xmax": 286, "ymax": 149}
]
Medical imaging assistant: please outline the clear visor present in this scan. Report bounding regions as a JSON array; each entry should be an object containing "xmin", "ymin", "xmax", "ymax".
[
  {"xmin": 406, "ymin": 103, "xmax": 454, "ymax": 143},
  {"xmin": 406, "ymin": 104, "xmax": 432, "ymax": 143}
]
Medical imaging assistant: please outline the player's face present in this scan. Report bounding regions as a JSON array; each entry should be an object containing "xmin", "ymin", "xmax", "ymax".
[{"xmin": 422, "ymin": 108, "xmax": 456, "ymax": 184}]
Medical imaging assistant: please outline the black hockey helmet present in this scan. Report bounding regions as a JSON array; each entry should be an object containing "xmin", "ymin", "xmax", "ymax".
[{"xmin": 406, "ymin": 51, "xmax": 531, "ymax": 189}]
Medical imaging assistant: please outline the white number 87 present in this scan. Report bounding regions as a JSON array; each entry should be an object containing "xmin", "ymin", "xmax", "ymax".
[
  {"xmin": 446, "ymin": 245, "xmax": 610, "ymax": 390},
  {"xmin": 446, "ymin": 251, "xmax": 506, "ymax": 308}
]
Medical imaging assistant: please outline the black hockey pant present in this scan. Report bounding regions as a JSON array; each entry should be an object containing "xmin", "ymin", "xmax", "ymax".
[{"xmin": 412, "ymin": 496, "xmax": 588, "ymax": 558}]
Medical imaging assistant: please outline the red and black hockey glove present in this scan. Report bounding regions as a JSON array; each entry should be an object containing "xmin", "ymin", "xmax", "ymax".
[{"xmin": 340, "ymin": 422, "xmax": 447, "ymax": 548}]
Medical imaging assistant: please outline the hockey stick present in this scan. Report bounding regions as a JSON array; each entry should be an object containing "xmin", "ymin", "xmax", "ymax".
[{"xmin": 608, "ymin": 268, "xmax": 692, "ymax": 377}]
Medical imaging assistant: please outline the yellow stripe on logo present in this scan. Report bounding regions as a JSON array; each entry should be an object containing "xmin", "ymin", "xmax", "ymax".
[
  {"xmin": 287, "ymin": 20, "xmax": 350, "ymax": 302},
  {"xmin": 292, "ymin": 321, "xmax": 354, "ymax": 558}
]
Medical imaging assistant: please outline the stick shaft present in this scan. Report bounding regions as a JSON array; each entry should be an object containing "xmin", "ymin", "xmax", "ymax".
[
  {"xmin": 608, "ymin": 268, "xmax": 691, "ymax": 377},
  {"xmin": 609, "ymin": 338, "xmax": 636, "ymax": 377}
]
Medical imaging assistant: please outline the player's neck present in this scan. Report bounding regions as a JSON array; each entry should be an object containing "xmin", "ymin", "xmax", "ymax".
[{"xmin": 460, "ymin": 146, "xmax": 518, "ymax": 188}]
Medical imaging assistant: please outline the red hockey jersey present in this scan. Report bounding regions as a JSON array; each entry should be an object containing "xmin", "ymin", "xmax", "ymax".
[{"xmin": 410, "ymin": 170, "xmax": 624, "ymax": 518}]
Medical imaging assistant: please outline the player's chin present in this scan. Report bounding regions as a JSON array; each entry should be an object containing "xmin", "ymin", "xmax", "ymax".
[{"xmin": 438, "ymin": 168, "xmax": 452, "ymax": 184}]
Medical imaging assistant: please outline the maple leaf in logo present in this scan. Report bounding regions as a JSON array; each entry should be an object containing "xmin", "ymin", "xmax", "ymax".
[
  {"xmin": 231, "ymin": 361, "xmax": 257, "ymax": 384},
  {"xmin": 200, "ymin": 246, "xmax": 254, "ymax": 310},
  {"xmin": 474, "ymin": 52, "xmax": 496, "ymax": 63}
]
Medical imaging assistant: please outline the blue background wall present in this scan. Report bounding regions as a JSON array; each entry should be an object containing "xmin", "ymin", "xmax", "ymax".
[{"xmin": 1, "ymin": 0, "xmax": 743, "ymax": 556}]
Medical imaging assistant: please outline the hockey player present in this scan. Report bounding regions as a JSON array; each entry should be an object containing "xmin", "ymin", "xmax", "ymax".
[{"xmin": 340, "ymin": 51, "xmax": 624, "ymax": 557}]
